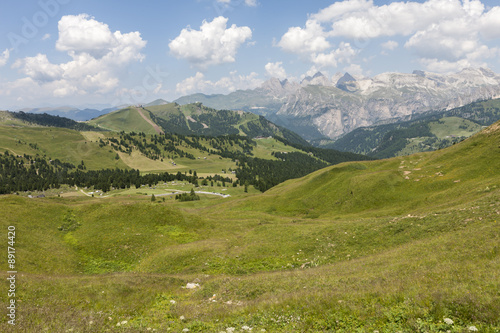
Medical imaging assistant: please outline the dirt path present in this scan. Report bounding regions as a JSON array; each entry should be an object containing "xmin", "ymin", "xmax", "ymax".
[{"xmin": 135, "ymin": 107, "xmax": 163, "ymax": 134}]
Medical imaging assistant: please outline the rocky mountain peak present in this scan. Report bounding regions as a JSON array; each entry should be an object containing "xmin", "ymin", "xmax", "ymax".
[
  {"xmin": 300, "ymin": 72, "xmax": 332, "ymax": 87},
  {"xmin": 336, "ymin": 73, "xmax": 359, "ymax": 92},
  {"xmin": 260, "ymin": 77, "xmax": 299, "ymax": 96},
  {"xmin": 412, "ymin": 70, "xmax": 426, "ymax": 77},
  {"xmin": 336, "ymin": 73, "xmax": 356, "ymax": 85},
  {"xmin": 312, "ymin": 72, "xmax": 325, "ymax": 79}
]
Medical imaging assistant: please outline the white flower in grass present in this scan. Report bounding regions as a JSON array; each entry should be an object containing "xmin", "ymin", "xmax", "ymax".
[
  {"xmin": 180, "ymin": 315, "xmax": 185, "ymax": 321},
  {"xmin": 182, "ymin": 329, "xmax": 190, "ymax": 332},
  {"xmin": 121, "ymin": 321, "xmax": 128, "ymax": 325},
  {"xmin": 170, "ymin": 300, "xmax": 176, "ymax": 304},
  {"xmin": 444, "ymin": 318, "xmax": 454, "ymax": 325},
  {"xmin": 468, "ymin": 326, "xmax": 478, "ymax": 332},
  {"xmin": 226, "ymin": 328, "xmax": 235, "ymax": 333},
  {"xmin": 242, "ymin": 326, "xmax": 252, "ymax": 331}
]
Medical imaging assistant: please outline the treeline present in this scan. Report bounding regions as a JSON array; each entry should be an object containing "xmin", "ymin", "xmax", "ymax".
[
  {"xmin": 0, "ymin": 151, "xmax": 199, "ymax": 194},
  {"xmin": 273, "ymin": 136, "xmax": 373, "ymax": 164},
  {"xmin": 101, "ymin": 131, "xmax": 196, "ymax": 161},
  {"xmin": 10, "ymin": 111, "xmax": 101, "ymax": 131},
  {"xmin": 100, "ymin": 131, "xmax": 256, "ymax": 161},
  {"xmin": 370, "ymin": 122, "xmax": 434, "ymax": 158},
  {"xmin": 236, "ymin": 152, "xmax": 329, "ymax": 192},
  {"xmin": 1, "ymin": 129, "xmax": 372, "ymax": 195},
  {"xmin": 101, "ymin": 131, "xmax": 369, "ymax": 192},
  {"xmin": 144, "ymin": 103, "xmax": 309, "ymax": 146}
]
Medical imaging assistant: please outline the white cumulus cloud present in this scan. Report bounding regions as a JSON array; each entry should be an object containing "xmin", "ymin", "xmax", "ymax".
[
  {"xmin": 10, "ymin": 14, "xmax": 146, "ymax": 100},
  {"xmin": 265, "ymin": 62, "xmax": 287, "ymax": 80},
  {"xmin": 56, "ymin": 14, "xmax": 146, "ymax": 62},
  {"xmin": 311, "ymin": 42, "xmax": 357, "ymax": 67},
  {"xmin": 279, "ymin": 0, "xmax": 500, "ymax": 73},
  {"xmin": 176, "ymin": 71, "xmax": 262, "ymax": 95},
  {"xmin": 169, "ymin": 16, "xmax": 252, "ymax": 68},
  {"xmin": 244, "ymin": 0, "xmax": 257, "ymax": 7},
  {"xmin": 479, "ymin": 6, "xmax": 500, "ymax": 39},
  {"xmin": 381, "ymin": 40, "xmax": 398, "ymax": 51},
  {"xmin": 13, "ymin": 54, "xmax": 63, "ymax": 82},
  {"xmin": 278, "ymin": 20, "xmax": 330, "ymax": 55},
  {"xmin": 0, "ymin": 48, "xmax": 10, "ymax": 67}
]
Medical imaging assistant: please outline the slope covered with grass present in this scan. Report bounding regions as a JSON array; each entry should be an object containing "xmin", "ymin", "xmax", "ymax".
[
  {"xmin": 245, "ymin": 120, "xmax": 500, "ymax": 218},
  {"xmin": 0, "ymin": 122, "xmax": 499, "ymax": 332},
  {"xmin": 0, "ymin": 126, "xmax": 128, "ymax": 170},
  {"xmin": 89, "ymin": 107, "xmax": 159, "ymax": 135}
]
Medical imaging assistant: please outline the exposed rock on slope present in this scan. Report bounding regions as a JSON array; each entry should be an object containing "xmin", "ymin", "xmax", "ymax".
[{"xmin": 277, "ymin": 68, "xmax": 500, "ymax": 139}]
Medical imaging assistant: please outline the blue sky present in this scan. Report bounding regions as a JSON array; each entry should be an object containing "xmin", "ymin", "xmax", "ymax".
[{"xmin": 1, "ymin": 0, "xmax": 500, "ymax": 109}]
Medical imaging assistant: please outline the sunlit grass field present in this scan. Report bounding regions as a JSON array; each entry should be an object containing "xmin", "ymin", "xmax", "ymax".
[{"xmin": 0, "ymin": 123, "xmax": 499, "ymax": 332}]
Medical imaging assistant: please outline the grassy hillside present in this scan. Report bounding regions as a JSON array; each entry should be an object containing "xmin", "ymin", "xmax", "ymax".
[
  {"xmin": 0, "ymin": 126, "xmax": 128, "ymax": 170},
  {"xmin": 328, "ymin": 98, "xmax": 500, "ymax": 157},
  {"xmin": 1, "ymin": 110, "xmax": 102, "ymax": 131},
  {"xmin": 1, "ymin": 120, "xmax": 369, "ymax": 194},
  {"xmin": 0, "ymin": 122, "xmax": 498, "ymax": 331},
  {"xmin": 90, "ymin": 103, "xmax": 309, "ymax": 146},
  {"xmin": 0, "ymin": 111, "xmax": 31, "ymax": 126},
  {"xmin": 89, "ymin": 107, "xmax": 159, "ymax": 135},
  {"xmin": 235, "ymin": 121, "xmax": 500, "ymax": 219}
]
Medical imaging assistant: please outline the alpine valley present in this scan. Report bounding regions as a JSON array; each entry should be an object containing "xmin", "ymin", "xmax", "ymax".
[{"xmin": 0, "ymin": 106, "xmax": 499, "ymax": 332}]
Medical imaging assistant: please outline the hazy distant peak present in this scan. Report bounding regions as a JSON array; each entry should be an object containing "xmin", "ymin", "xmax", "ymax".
[
  {"xmin": 412, "ymin": 70, "xmax": 426, "ymax": 77},
  {"xmin": 145, "ymin": 99, "xmax": 170, "ymax": 107},
  {"xmin": 337, "ymin": 73, "xmax": 356, "ymax": 85},
  {"xmin": 261, "ymin": 77, "xmax": 299, "ymax": 95},
  {"xmin": 312, "ymin": 72, "xmax": 325, "ymax": 79},
  {"xmin": 301, "ymin": 71, "xmax": 331, "ymax": 87}
]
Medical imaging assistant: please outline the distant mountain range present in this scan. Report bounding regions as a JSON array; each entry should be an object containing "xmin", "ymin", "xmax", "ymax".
[
  {"xmin": 174, "ymin": 68, "xmax": 500, "ymax": 141},
  {"xmin": 10, "ymin": 67, "xmax": 500, "ymax": 146},
  {"xmin": 16, "ymin": 106, "xmax": 120, "ymax": 122}
]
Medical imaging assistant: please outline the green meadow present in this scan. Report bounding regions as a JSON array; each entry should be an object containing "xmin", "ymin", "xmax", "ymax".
[
  {"xmin": 0, "ymin": 122, "xmax": 499, "ymax": 331},
  {"xmin": 89, "ymin": 107, "xmax": 159, "ymax": 135}
]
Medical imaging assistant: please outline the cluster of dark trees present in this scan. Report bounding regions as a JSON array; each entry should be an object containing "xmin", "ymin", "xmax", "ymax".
[
  {"xmin": 100, "ymin": 132, "xmax": 196, "ymax": 160},
  {"xmin": 100, "ymin": 131, "xmax": 256, "ymax": 162},
  {"xmin": 273, "ymin": 136, "xmax": 372, "ymax": 165},
  {"xmin": 10, "ymin": 111, "xmax": 101, "ymax": 131},
  {"xmin": 175, "ymin": 188, "xmax": 200, "ymax": 202},
  {"xmin": 1, "ymin": 123, "xmax": 372, "ymax": 194},
  {"xmin": 95, "ymin": 129, "xmax": 368, "ymax": 193},
  {"xmin": 0, "ymin": 151, "xmax": 199, "ymax": 194},
  {"xmin": 236, "ymin": 152, "xmax": 329, "ymax": 192}
]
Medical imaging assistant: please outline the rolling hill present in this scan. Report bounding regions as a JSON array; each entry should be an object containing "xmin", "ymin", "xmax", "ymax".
[
  {"xmin": 89, "ymin": 103, "xmax": 309, "ymax": 146},
  {"xmin": 1, "ymin": 110, "xmax": 102, "ymax": 131},
  {"xmin": 0, "ymin": 110, "xmax": 370, "ymax": 193},
  {"xmin": 0, "ymin": 119, "xmax": 498, "ymax": 331}
]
